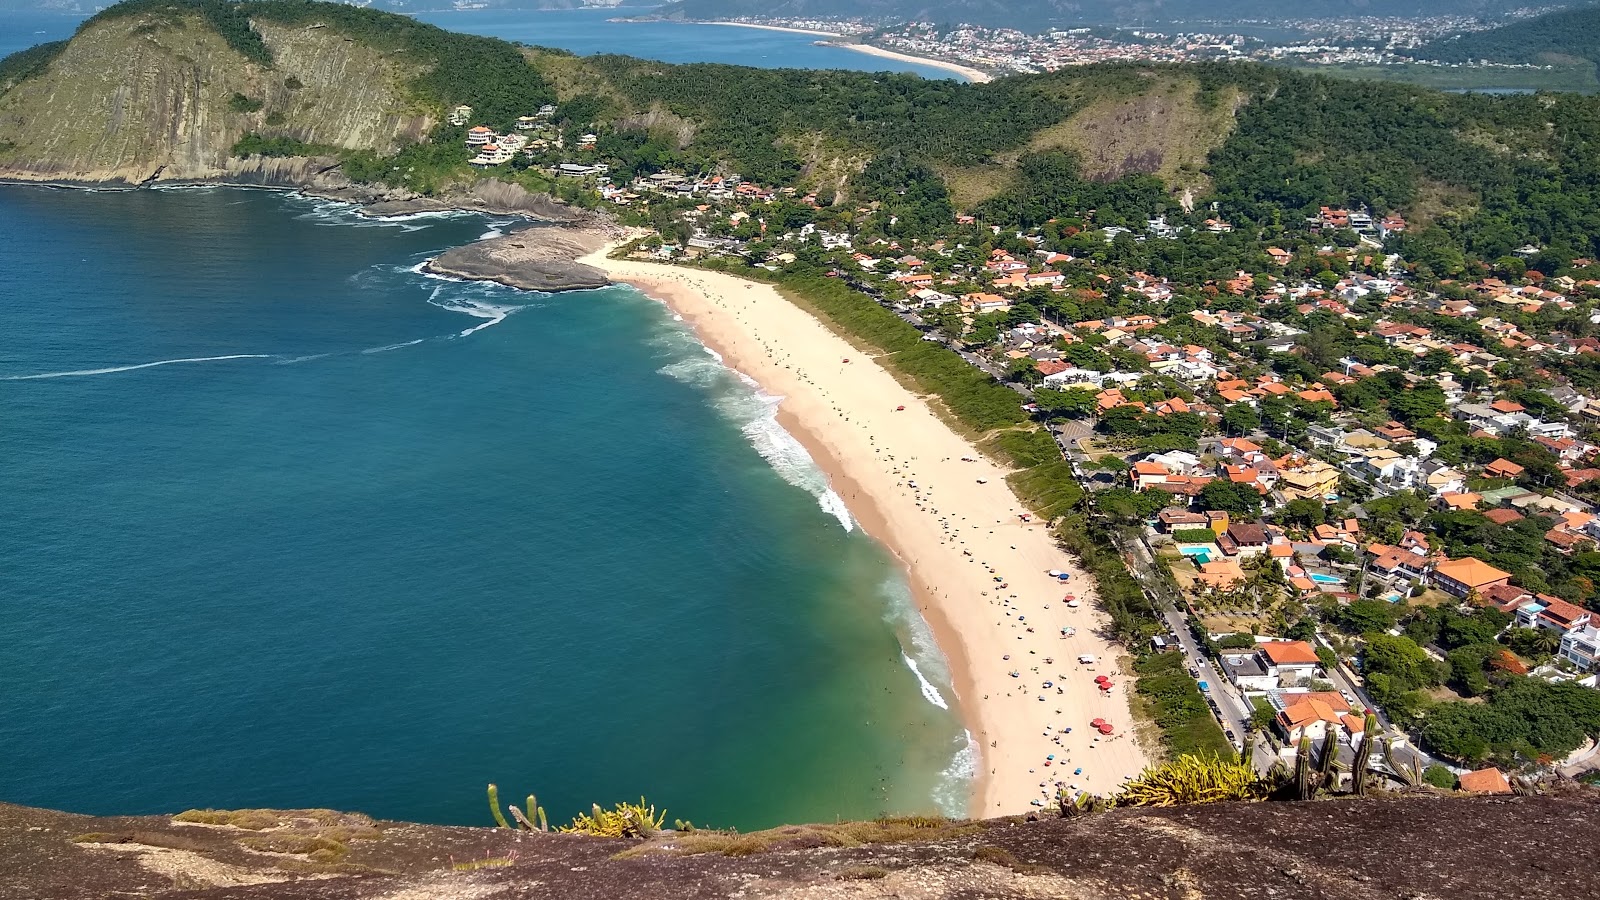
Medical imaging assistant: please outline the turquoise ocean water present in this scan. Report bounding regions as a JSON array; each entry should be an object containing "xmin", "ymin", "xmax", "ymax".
[{"xmin": 0, "ymin": 185, "xmax": 972, "ymax": 828}]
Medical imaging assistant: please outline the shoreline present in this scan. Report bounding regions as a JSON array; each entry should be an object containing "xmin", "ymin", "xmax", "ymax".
[
  {"xmin": 581, "ymin": 243, "xmax": 1146, "ymax": 816},
  {"xmin": 692, "ymin": 21, "xmax": 992, "ymax": 83},
  {"xmin": 830, "ymin": 41, "xmax": 994, "ymax": 84}
]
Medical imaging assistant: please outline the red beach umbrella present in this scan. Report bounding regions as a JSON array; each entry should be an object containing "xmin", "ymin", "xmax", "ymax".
[
  {"xmin": 1090, "ymin": 718, "xmax": 1106, "ymax": 728},
  {"xmin": 1099, "ymin": 681, "xmax": 1114, "ymax": 691},
  {"xmin": 1098, "ymin": 723, "xmax": 1114, "ymax": 734},
  {"xmin": 1093, "ymin": 675, "xmax": 1109, "ymax": 684}
]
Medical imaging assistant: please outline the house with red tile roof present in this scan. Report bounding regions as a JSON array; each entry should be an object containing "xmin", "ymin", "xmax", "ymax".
[
  {"xmin": 1457, "ymin": 767, "xmax": 1512, "ymax": 794},
  {"xmin": 1484, "ymin": 458, "xmax": 1525, "ymax": 479},
  {"xmin": 1431, "ymin": 557, "xmax": 1514, "ymax": 599},
  {"xmin": 1275, "ymin": 691, "xmax": 1365, "ymax": 744}
]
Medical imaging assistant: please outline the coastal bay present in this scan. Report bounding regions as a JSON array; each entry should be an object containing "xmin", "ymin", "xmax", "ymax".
[
  {"xmin": 580, "ymin": 242, "xmax": 1149, "ymax": 815},
  {"xmin": 0, "ymin": 186, "xmax": 969, "ymax": 829}
]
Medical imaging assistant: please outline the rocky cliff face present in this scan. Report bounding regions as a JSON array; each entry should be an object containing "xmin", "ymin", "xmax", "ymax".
[
  {"xmin": 0, "ymin": 12, "xmax": 431, "ymax": 184},
  {"xmin": 2, "ymin": 790, "xmax": 1596, "ymax": 899}
]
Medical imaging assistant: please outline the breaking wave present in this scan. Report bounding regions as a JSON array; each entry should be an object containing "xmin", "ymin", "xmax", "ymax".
[
  {"xmin": 1, "ymin": 354, "xmax": 273, "ymax": 380},
  {"xmin": 650, "ymin": 320, "xmax": 854, "ymax": 532}
]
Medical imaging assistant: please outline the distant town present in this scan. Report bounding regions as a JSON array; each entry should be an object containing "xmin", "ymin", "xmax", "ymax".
[{"xmin": 712, "ymin": 10, "xmax": 1575, "ymax": 82}]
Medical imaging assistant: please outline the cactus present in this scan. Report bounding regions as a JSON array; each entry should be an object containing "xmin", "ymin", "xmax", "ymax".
[
  {"xmin": 1316, "ymin": 729, "xmax": 1340, "ymax": 794},
  {"xmin": 1239, "ymin": 730, "xmax": 1256, "ymax": 768},
  {"xmin": 526, "ymin": 795, "xmax": 548, "ymax": 832},
  {"xmin": 510, "ymin": 806, "xmax": 536, "ymax": 830},
  {"xmin": 1294, "ymin": 735, "xmax": 1314, "ymax": 800},
  {"xmin": 487, "ymin": 784, "xmax": 511, "ymax": 829},
  {"xmin": 1351, "ymin": 714, "xmax": 1378, "ymax": 797}
]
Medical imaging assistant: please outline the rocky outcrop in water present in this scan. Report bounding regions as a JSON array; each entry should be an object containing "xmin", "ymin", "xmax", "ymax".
[
  {"xmin": 1, "ymin": 789, "xmax": 1596, "ymax": 899},
  {"xmin": 425, "ymin": 227, "xmax": 615, "ymax": 292}
]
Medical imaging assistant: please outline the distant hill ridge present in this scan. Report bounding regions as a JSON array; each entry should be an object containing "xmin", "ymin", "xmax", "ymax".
[
  {"xmin": 10, "ymin": 0, "xmax": 1600, "ymax": 259},
  {"xmin": 1419, "ymin": 6, "xmax": 1600, "ymax": 69},
  {"xmin": 644, "ymin": 0, "xmax": 1575, "ymax": 29}
]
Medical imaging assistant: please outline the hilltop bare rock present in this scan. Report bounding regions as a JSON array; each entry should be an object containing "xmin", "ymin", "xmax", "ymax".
[
  {"xmin": 425, "ymin": 227, "xmax": 616, "ymax": 292},
  {"xmin": 2, "ymin": 790, "xmax": 1597, "ymax": 899}
]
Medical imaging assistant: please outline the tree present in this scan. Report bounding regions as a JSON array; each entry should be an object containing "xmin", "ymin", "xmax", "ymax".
[
  {"xmin": 1280, "ymin": 498, "xmax": 1326, "ymax": 528},
  {"xmin": 1503, "ymin": 627, "xmax": 1559, "ymax": 663},
  {"xmin": 1031, "ymin": 387, "xmax": 1097, "ymax": 419},
  {"xmin": 1220, "ymin": 402, "xmax": 1260, "ymax": 436},
  {"xmin": 1200, "ymin": 478, "xmax": 1263, "ymax": 518},
  {"xmin": 1331, "ymin": 599, "xmax": 1399, "ymax": 635},
  {"xmin": 1360, "ymin": 633, "xmax": 1438, "ymax": 692},
  {"xmin": 1006, "ymin": 357, "xmax": 1042, "ymax": 386},
  {"xmin": 1423, "ymin": 764, "xmax": 1457, "ymax": 790}
]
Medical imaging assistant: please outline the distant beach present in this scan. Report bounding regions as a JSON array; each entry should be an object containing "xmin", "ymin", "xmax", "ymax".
[
  {"xmin": 582, "ymin": 241, "xmax": 1147, "ymax": 815},
  {"xmin": 832, "ymin": 42, "xmax": 993, "ymax": 83},
  {"xmin": 700, "ymin": 21, "xmax": 992, "ymax": 83}
]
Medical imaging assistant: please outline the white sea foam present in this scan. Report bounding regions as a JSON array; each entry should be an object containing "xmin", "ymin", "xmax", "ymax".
[
  {"xmin": 650, "ymin": 317, "xmax": 855, "ymax": 531},
  {"xmin": 362, "ymin": 339, "xmax": 425, "ymax": 354},
  {"xmin": 274, "ymin": 353, "xmax": 331, "ymax": 365},
  {"xmin": 2, "ymin": 354, "xmax": 273, "ymax": 381},
  {"xmin": 875, "ymin": 577, "xmax": 974, "ymax": 815},
  {"xmin": 879, "ymin": 576, "xmax": 954, "ymax": 709},
  {"xmin": 424, "ymin": 283, "xmax": 526, "ymax": 337},
  {"xmin": 932, "ymin": 731, "xmax": 979, "ymax": 817},
  {"xmin": 901, "ymin": 651, "xmax": 949, "ymax": 711}
]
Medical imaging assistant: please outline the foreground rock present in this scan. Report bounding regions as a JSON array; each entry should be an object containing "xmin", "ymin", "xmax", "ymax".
[
  {"xmin": 425, "ymin": 227, "xmax": 615, "ymax": 293},
  {"xmin": 2, "ymin": 789, "xmax": 1596, "ymax": 899}
]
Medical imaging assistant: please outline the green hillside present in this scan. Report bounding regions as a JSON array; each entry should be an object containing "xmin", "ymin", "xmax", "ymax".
[
  {"xmin": 7, "ymin": 0, "xmax": 1600, "ymax": 258},
  {"xmin": 1421, "ymin": 7, "xmax": 1600, "ymax": 68}
]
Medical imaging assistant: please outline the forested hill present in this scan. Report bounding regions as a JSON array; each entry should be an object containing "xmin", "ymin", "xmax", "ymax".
[
  {"xmin": 10, "ymin": 0, "xmax": 1600, "ymax": 261},
  {"xmin": 645, "ymin": 0, "xmax": 1571, "ymax": 28},
  {"xmin": 1420, "ymin": 6, "xmax": 1600, "ymax": 67}
]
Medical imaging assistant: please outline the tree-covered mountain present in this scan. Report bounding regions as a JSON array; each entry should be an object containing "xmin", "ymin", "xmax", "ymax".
[
  {"xmin": 1420, "ymin": 6, "xmax": 1600, "ymax": 67},
  {"xmin": 644, "ymin": 0, "xmax": 1579, "ymax": 29},
  {"xmin": 10, "ymin": 0, "xmax": 1600, "ymax": 261}
]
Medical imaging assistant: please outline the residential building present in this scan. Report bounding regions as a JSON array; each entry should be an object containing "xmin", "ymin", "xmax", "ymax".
[
  {"xmin": 1559, "ymin": 623, "xmax": 1600, "ymax": 670},
  {"xmin": 1430, "ymin": 557, "xmax": 1513, "ymax": 599}
]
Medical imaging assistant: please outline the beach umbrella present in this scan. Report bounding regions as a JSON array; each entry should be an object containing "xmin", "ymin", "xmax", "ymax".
[
  {"xmin": 1098, "ymin": 723, "xmax": 1114, "ymax": 734},
  {"xmin": 1093, "ymin": 675, "xmax": 1109, "ymax": 684},
  {"xmin": 1099, "ymin": 681, "xmax": 1114, "ymax": 691},
  {"xmin": 1090, "ymin": 718, "xmax": 1106, "ymax": 728}
]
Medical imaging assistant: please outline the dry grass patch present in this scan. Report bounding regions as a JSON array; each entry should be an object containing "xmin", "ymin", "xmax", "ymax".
[
  {"xmin": 1026, "ymin": 78, "xmax": 1240, "ymax": 195},
  {"xmin": 618, "ymin": 815, "xmax": 984, "ymax": 859},
  {"xmin": 937, "ymin": 162, "xmax": 1013, "ymax": 208},
  {"xmin": 74, "ymin": 831, "xmax": 209, "ymax": 852},
  {"xmin": 972, "ymin": 844, "xmax": 1055, "ymax": 875}
]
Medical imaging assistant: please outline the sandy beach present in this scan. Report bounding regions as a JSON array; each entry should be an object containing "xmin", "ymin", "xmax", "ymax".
[
  {"xmin": 580, "ymin": 244, "xmax": 1146, "ymax": 816},
  {"xmin": 702, "ymin": 21, "xmax": 844, "ymax": 38},
  {"xmin": 700, "ymin": 22, "xmax": 992, "ymax": 83},
  {"xmin": 835, "ymin": 42, "xmax": 993, "ymax": 83}
]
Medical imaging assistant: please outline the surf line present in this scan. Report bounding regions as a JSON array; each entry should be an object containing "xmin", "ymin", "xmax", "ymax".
[{"xmin": 1, "ymin": 354, "xmax": 275, "ymax": 381}]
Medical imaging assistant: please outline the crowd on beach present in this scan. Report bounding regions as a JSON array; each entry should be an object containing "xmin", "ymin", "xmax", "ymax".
[{"xmin": 579, "ymin": 255, "xmax": 1149, "ymax": 814}]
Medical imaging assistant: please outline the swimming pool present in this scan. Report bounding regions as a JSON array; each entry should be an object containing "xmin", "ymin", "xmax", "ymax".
[
  {"xmin": 1179, "ymin": 546, "xmax": 1213, "ymax": 565},
  {"xmin": 1309, "ymin": 573, "xmax": 1345, "ymax": 585}
]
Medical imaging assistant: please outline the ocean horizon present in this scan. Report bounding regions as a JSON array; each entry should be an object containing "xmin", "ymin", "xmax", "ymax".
[{"xmin": 0, "ymin": 184, "xmax": 971, "ymax": 829}]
